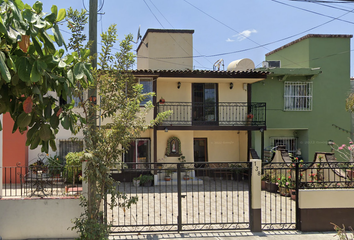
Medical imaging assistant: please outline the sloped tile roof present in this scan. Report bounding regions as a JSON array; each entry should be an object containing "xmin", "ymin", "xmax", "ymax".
[{"xmin": 131, "ymin": 69, "xmax": 268, "ymax": 78}]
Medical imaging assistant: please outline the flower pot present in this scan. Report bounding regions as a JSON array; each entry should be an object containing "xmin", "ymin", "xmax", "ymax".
[
  {"xmin": 133, "ymin": 179, "xmax": 140, "ymax": 187},
  {"xmin": 143, "ymin": 180, "xmax": 152, "ymax": 187},
  {"xmin": 346, "ymin": 169, "xmax": 354, "ymax": 180},
  {"xmin": 159, "ymin": 98, "xmax": 165, "ymax": 104},
  {"xmin": 279, "ymin": 187, "xmax": 290, "ymax": 197},
  {"xmin": 266, "ymin": 182, "xmax": 278, "ymax": 193},
  {"xmin": 183, "ymin": 175, "xmax": 190, "ymax": 181},
  {"xmin": 165, "ymin": 176, "xmax": 171, "ymax": 181},
  {"xmin": 290, "ymin": 189, "xmax": 296, "ymax": 200},
  {"xmin": 261, "ymin": 180, "xmax": 266, "ymax": 190}
]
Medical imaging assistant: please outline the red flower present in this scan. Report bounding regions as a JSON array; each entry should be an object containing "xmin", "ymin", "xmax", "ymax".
[{"xmin": 247, "ymin": 114, "xmax": 254, "ymax": 119}]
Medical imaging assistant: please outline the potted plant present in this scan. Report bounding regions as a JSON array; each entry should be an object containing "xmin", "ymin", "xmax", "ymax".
[
  {"xmin": 47, "ymin": 155, "xmax": 64, "ymax": 177},
  {"xmin": 231, "ymin": 163, "xmax": 246, "ymax": 181},
  {"xmin": 165, "ymin": 168, "xmax": 173, "ymax": 181},
  {"xmin": 267, "ymin": 175, "xmax": 278, "ymax": 193},
  {"xmin": 183, "ymin": 165, "xmax": 192, "ymax": 181},
  {"xmin": 140, "ymin": 174, "xmax": 154, "ymax": 187},
  {"xmin": 159, "ymin": 97, "xmax": 165, "ymax": 104},
  {"xmin": 261, "ymin": 173, "xmax": 270, "ymax": 190},
  {"xmin": 277, "ymin": 175, "xmax": 290, "ymax": 197},
  {"xmin": 246, "ymin": 113, "xmax": 253, "ymax": 126},
  {"xmin": 133, "ymin": 175, "xmax": 141, "ymax": 187}
]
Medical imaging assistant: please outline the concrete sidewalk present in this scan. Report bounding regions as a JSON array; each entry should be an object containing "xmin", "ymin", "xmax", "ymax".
[{"xmin": 109, "ymin": 230, "xmax": 340, "ymax": 239}]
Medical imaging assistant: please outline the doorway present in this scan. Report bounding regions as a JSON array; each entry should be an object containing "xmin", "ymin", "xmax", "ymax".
[
  {"xmin": 192, "ymin": 83, "xmax": 218, "ymax": 125},
  {"xmin": 194, "ymin": 138, "xmax": 207, "ymax": 176}
]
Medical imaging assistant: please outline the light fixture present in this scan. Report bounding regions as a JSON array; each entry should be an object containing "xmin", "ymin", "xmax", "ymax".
[
  {"xmin": 230, "ymin": 82, "xmax": 233, "ymax": 89},
  {"xmin": 260, "ymin": 128, "xmax": 264, "ymax": 133},
  {"xmin": 177, "ymin": 82, "xmax": 181, "ymax": 89},
  {"xmin": 164, "ymin": 127, "xmax": 168, "ymax": 132},
  {"xmin": 243, "ymin": 83, "xmax": 247, "ymax": 91}
]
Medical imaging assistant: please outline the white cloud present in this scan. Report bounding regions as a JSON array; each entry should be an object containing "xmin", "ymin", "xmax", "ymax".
[
  {"xmin": 233, "ymin": 29, "xmax": 258, "ymax": 41},
  {"xmin": 226, "ymin": 38, "xmax": 235, "ymax": 42}
]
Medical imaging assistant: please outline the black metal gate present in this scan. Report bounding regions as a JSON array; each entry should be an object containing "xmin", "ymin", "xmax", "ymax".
[
  {"xmin": 108, "ymin": 162, "xmax": 251, "ymax": 233},
  {"xmin": 261, "ymin": 162, "xmax": 297, "ymax": 230}
]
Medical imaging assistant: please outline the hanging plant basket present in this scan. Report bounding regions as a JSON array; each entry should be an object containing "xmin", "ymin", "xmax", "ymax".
[{"xmin": 159, "ymin": 97, "xmax": 165, "ymax": 104}]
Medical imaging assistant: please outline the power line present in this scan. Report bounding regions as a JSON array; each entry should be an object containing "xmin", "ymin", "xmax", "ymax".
[
  {"xmin": 142, "ymin": 0, "xmax": 208, "ymax": 69},
  {"xmin": 146, "ymin": 0, "xmax": 213, "ymax": 68},
  {"xmin": 272, "ymin": 0, "xmax": 354, "ymax": 24},
  {"xmin": 143, "ymin": 0, "xmax": 164, "ymax": 28}
]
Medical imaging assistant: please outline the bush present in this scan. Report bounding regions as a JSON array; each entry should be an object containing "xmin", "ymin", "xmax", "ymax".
[{"xmin": 64, "ymin": 152, "xmax": 84, "ymax": 184}]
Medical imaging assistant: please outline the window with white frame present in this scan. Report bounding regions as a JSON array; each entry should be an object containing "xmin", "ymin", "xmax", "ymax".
[
  {"xmin": 284, "ymin": 82, "xmax": 313, "ymax": 111},
  {"xmin": 139, "ymin": 78, "xmax": 153, "ymax": 106},
  {"xmin": 270, "ymin": 137, "xmax": 297, "ymax": 154}
]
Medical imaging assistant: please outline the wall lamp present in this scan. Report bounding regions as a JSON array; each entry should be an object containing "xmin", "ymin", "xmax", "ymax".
[
  {"xmin": 164, "ymin": 127, "xmax": 168, "ymax": 132},
  {"xmin": 230, "ymin": 82, "xmax": 233, "ymax": 89},
  {"xmin": 177, "ymin": 82, "xmax": 181, "ymax": 89}
]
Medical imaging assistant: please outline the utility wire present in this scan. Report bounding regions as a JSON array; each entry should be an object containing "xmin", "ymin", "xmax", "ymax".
[
  {"xmin": 142, "ymin": 0, "xmax": 207, "ymax": 69},
  {"xmin": 147, "ymin": 0, "xmax": 213, "ymax": 68},
  {"xmin": 272, "ymin": 0, "xmax": 354, "ymax": 24}
]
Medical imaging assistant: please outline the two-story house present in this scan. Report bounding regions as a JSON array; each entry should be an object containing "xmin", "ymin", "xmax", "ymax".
[
  {"xmin": 123, "ymin": 29, "xmax": 267, "ymax": 171},
  {"xmin": 252, "ymin": 34, "xmax": 352, "ymax": 162}
]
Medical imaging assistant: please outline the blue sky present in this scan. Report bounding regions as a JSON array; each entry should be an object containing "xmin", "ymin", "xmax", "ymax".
[{"xmin": 25, "ymin": 0, "xmax": 354, "ymax": 74}]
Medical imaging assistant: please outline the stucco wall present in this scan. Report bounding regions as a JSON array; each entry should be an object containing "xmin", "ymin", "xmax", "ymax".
[
  {"xmin": 0, "ymin": 198, "xmax": 82, "ymax": 239},
  {"xmin": 137, "ymin": 31, "xmax": 193, "ymax": 70},
  {"xmin": 299, "ymin": 189, "xmax": 354, "ymax": 231},
  {"xmin": 157, "ymin": 130, "xmax": 247, "ymax": 163},
  {"xmin": 253, "ymin": 36, "xmax": 352, "ymax": 162}
]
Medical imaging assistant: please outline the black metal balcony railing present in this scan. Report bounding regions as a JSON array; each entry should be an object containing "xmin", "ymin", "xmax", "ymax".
[{"xmin": 157, "ymin": 102, "xmax": 266, "ymax": 126}]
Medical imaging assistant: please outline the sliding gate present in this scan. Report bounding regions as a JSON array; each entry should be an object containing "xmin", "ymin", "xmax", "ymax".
[{"xmin": 108, "ymin": 162, "xmax": 251, "ymax": 233}]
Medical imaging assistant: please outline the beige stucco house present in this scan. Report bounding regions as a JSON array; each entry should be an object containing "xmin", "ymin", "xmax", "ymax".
[{"xmin": 124, "ymin": 29, "xmax": 268, "ymax": 169}]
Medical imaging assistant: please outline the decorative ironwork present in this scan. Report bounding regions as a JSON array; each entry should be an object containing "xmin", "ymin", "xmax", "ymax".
[
  {"xmin": 2, "ymin": 165, "xmax": 81, "ymax": 197},
  {"xmin": 157, "ymin": 102, "xmax": 266, "ymax": 126},
  {"xmin": 108, "ymin": 162, "xmax": 251, "ymax": 233}
]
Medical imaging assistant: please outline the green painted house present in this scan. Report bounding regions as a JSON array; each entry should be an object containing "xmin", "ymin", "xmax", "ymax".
[{"xmin": 252, "ymin": 34, "xmax": 352, "ymax": 162}]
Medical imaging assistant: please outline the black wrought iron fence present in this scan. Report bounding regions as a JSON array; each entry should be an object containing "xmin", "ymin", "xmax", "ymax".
[
  {"xmin": 2, "ymin": 165, "xmax": 82, "ymax": 197},
  {"xmin": 109, "ymin": 162, "xmax": 251, "ymax": 233},
  {"xmin": 298, "ymin": 161, "xmax": 354, "ymax": 189},
  {"xmin": 261, "ymin": 162, "xmax": 297, "ymax": 230}
]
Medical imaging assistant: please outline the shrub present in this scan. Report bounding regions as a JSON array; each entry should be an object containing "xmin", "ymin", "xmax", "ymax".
[{"xmin": 64, "ymin": 151, "xmax": 84, "ymax": 184}]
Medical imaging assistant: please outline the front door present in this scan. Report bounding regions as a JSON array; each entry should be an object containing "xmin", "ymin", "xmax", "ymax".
[
  {"xmin": 194, "ymin": 138, "xmax": 207, "ymax": 176},
  {"xmin": 192, "ymin": 83, "xmax": 218, "ymax": 125}
]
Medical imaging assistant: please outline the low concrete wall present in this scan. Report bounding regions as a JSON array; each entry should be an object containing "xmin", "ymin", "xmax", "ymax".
[
  {"xmin": 299, "ymin": 189, "xmax": 354, "ymax": 231},
  {"xmin": 0, "ymin": 197, "xmax": 82, "ymax": 239}
]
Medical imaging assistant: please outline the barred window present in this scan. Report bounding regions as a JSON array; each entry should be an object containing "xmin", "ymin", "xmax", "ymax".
[
  {"xmin": 284, "ymin": 82, "xmax": 313, "ymax": 111},
  {"xmin": 270, "ymin": 137, "xmax": 297, "ymax": 154},
  {"xmin": 59, "ymin": 140, "xmax": 84, "ymax": 163}
]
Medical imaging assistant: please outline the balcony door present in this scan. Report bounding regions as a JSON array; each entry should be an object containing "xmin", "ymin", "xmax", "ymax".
[{"xmin": 192, "ymin": 83, "xmax": 218, "ymax": 125}]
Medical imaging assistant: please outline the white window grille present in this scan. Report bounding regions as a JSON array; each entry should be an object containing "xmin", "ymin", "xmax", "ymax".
[
  {"xmin": 270, "ymin": 137, "xmax": 297, "ymax": 154},
  {"xmin": 139, "ymin": 78, "xmax": 153, "ymax": 106},
  {"xmin": 284, "ymin": 82, "xmax": 313, "ymax": 111}
]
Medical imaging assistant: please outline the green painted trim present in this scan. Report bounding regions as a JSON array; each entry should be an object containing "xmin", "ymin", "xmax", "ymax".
[{"xmin": 258, "ymin": 68, "xmax": 322, "ymax": 77}]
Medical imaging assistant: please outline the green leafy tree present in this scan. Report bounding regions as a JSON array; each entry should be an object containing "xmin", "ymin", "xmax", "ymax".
[
  {"xmin": 0, "ymin": 0, "xmax": 92, "ymax": 152},
  {"xmin": 66, "ymin": 22, "xmax": 171, "ymax": 238}
]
